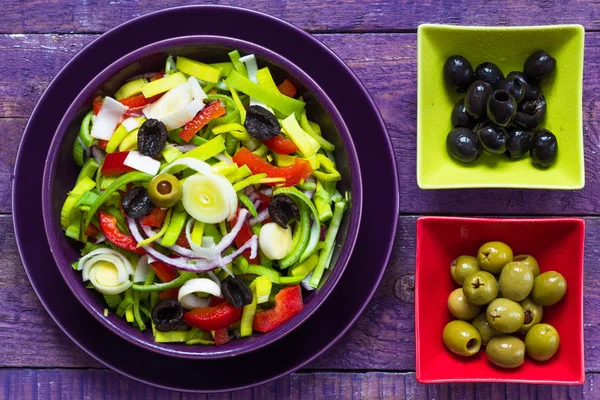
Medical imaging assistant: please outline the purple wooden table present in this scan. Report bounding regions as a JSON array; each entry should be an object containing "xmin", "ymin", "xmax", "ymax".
[{"xmin": 2, "ymin": 1, "xmax": 600, "ymax": 398}]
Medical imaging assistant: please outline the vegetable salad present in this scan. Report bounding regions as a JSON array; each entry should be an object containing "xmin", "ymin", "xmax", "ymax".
[{"xmin": 62, "ymin": 50, "xmax": 348, "ymax": 345}]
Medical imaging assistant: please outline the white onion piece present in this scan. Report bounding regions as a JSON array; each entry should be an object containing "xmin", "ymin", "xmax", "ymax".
[
  {"xmin": 207, "ymin": 271, "xmax": 221, "ymax": 287},
  {"xmin": 303, "ymin": 190, "xmax": 315, "ymax": 200},
  {"xmin": 175, "ymin": 144, "xmax": 198, "ymax": 153},
  {"xmin": 216, "ymin": 209, "xmax": 248, "ymax": 253},
  {"xmin": 145, "ymin": 82, "xmax": 193, "ymax": 121},
  {"xmin": 239, "ymin": 54, "xmax": 259, "ymax": 83},
  {"xmin": 78, "ymin": 248, "xmax": 134, "ymax": 275},
  {"xmin": 133, "ymin": 254, "xmax": 150, "ymax": 283},
  {"xmin": 90, "ymin": 97, "xmax": 128, "ymax": 140},
  {"xmin": 202, "ymin": 237, "xmax": 215, "ymax": 247},
  {"xmin": 82, "ymin": 254, "xmax": 129, "ymax": 283},
  {"xmin": 140, "ymin": 224, "xmax": 215, "ymax": 260},
  {"xmin": 179, "ymin": 278, "xmax": 221, "ymax": 300},
  {"xmin": 188, "ymin": 76, "xmax": 207, "ymax": 101},
  {"xmin": 161, "ymin": 157, "xmax": 213, "ymax": 176},
  {"xmin": 94, "ymin": 233, "xmax": 106, "ymax": 244},
  {"xmin": 248, "ymin": 191, "xmax": 259, "ymax": 203},
  {"xmin": 179, "ymin": 293, "xmax": 210, "ymax": 310},
  {"xmin": 301, "ymin": 272, "xmax": 316, "ymax": 291},
  {"xmin": 160, "ymin": 98, "xmax": 205, "ymax": 130},
  {"xmin": 122, "ymin": 117, "xmax": 141, "ymax": 132},
  {"xmin": 253, "ymin": 199, "xmax": 262, "ymax": 210},
  {"xmin": 123, "ymin": 151, "xmax": 161, "ymax": 175},
  {"xmin": 259, "ymin": 187, "xmax": 273, "ymax": 197},
  {"xmin": 249, "ymin": 208, "xmax": 270, "ymax": 226},
  {"xmin": 214, "ymin": 153, "xmax": 233, "ymax": 164}
]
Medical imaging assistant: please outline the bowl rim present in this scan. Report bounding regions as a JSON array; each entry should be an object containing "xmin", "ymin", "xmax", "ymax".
[
  {"xmin": 414, "ymin": 216, "xmax": 585, "ymax": 384},
  {"xmin": 41, "ymin": 34, "xmax": 363, "ymax": 359},
  {"xmin": 416, "ymin": 23, "xmax": 586, "ymax": 190}
]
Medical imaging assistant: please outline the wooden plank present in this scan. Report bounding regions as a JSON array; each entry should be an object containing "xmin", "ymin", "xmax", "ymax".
[
  {"xmin": 0, "ymin": 369, "xmax": 598, "ymax": 399},
  {"xmin": 2, "ymin": 33, "xmax": 600, "ymax": 215},
  {"xmin": 1, "ymin": 0, "xmax": 598, "ymax": 33},
  {"xmin": 3, "ymin": 214, "xmax": 600, "ymax": 371},
  {"xmin": 0, "ymin": 119, "xmax": 22, "ymax": 214}
]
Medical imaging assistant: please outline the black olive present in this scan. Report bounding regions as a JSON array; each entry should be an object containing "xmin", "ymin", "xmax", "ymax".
[
  {"xmin": 137, "ymin": 119, "xmax": 167, "ymax": 158},
  {"xmin": 446, "ymin": 127, "xmax": 482, "ymax": 163},
  {"xmin": 268, "ymin": 194, "xmax": 301, "ymax": 228},
  {"xmin": 506, "ymin": 71, "xmax": 541, "ymax": 101},
  {"xmin": 515, "ymin": 95, "xmax": 546, "ymax": 130},
  {"xmin": 530, "ymin": 129, "xmax": 558, "ymax": 168},
  {"xmin": 122, "ymin": 186, "xmax": 154, "ymax": 218},
  {"xmin": 474, "ymin": 62, "xmax": 505, "ymax": 89},
  {"xmin": 505, "ymin": 127, "xmax": 533, "ymax": 159},
  {"xmin": 487, "ymin": 90, "xmax": 517, "ymax": 127},
  {"xmin": 497, "ymin": 78, "xmax": 525, "ymax": 103},
  {"xmin": 524, "ymin": 50, "xmax": 556, "ymax": 81},
  {"xmin": 451, "ymin": 98, "xmax": 476, "ymax": 128},
  {"xmin": 244, "ymin": 105, "xmax": 281, "ymax": 140},
  {"xmin": 222, "ymin": 276, "xmax": 253, "ymax": 308},
  {"xmin": 151, "ymin": 299, "xmax": 184, "ymax": 332},
  {"xmin": 465, "ymin": 80, "xmax": 493, "ymax": 119},
  {"xmin": 476, "ymin": 121, "xmax": 508, "ymax": 154},
  {"xmin": 443, "ymin": 55, "xmax": 474, "ymax": 93}
]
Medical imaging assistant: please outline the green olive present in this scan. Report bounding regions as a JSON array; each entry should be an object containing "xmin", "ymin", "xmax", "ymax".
[
  {"xmin": 448, "ymin": 288, "xmax": 481, "ymax": 320},
  {"xmin": 486, "ymin": 336, "xmax": 525, "ymax": 368},
  {"xmin": 451, "ymin": 255, "xmax": 480, "ymax": 285},
  {"xmin": 518, "ymin": 297, "xmax": 544, "ymax": 333},
  {"xmin": 462, "ymin": 271, "xmax": 498, "ymax": 305},
  {"xmin": 471, "ymin": 313, "xmax": 501, "ymax": 344},
  {"xmin": 477, "ymin": 241, "xmax": 513, "ymax": 274},
  {"xmin": 525, "ymin": 323, "xmax": 560, "ymax": 361},
  {"xmin": 442, "ymin": 320, "xmax": 482, "ymax": 357},
  {"xmin": 148, "ymin": 173, "xmax": 183, "ymax": 208},
  {"xmin": 513, "ymin": 254, "xmax": 540, "ymax": 277},
  {"xmin": 531, "ymin": 271, "xmax": 567, "ymax": 306},
  {"xmin": 486, "ymin": 298, "xmax": 524, "ymax": 333},
  {"xmin": 499, "ymin": 261, "xmax": 534, "ymax": 301}
]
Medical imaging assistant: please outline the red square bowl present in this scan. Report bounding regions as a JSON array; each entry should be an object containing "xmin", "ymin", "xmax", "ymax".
[{"xmin": 415, "ymin": 217, "xmax": 585, "ymax": 384}]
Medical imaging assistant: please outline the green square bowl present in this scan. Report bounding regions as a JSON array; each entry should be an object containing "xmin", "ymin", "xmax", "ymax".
[{"xmin": 417, "ymin": 24, "xmax": 585, "ymax": 189}]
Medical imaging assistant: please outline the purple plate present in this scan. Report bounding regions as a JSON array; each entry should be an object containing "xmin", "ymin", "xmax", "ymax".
[
  {"xmin": 13, "ymin": 5, "xmax": 398, "ymax": 392},
  {"xmin": 43, "ymin": 35, "xmax": 362, "ymax": 359}
]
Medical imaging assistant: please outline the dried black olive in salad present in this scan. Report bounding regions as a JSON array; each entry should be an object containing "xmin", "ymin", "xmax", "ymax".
[
  {"xmin": 152, "ymin": 299, "xmax": 184, "ymax": 332},
  {"xmin": 222, "ymin": 276, "xmax": 253, "ymax": 308},
  {"xmin": 137, "ymin": 118, "xmax": 167, "ymax": 158},
  {"xmin": 122, "ymin": 186, "xmax": 154, "ymax": 218},
  {"xmin": 268, "ymin": 194, "xmax": 301, "ymax": 228},
  {"xmin": 244, "ymin": 105, "xmax": 281, "ymax": 140}
]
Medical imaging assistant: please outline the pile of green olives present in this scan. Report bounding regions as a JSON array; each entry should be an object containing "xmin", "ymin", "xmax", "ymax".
[
  {"xmin": 444, "ymin": 241, "xmax": 566, "ymax": 368},
  {"xmin": 444, "ymin": 51, "xmax": 558, "ymax": 168}
]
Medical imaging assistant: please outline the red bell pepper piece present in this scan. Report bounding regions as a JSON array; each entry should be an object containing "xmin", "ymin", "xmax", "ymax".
[
  {"xmin": 139, "ymin": 207, "xmax": 167, "ymax": 228},
  {"xmin": 97, "ymin": 139, "xmax": 109, "ymax": 150},
  {"xmin": 213, "ymin": 329, "xmax": 231, "ymax": 346},
  {"xmin": 256, "ymin": 192, "xmax": 272, "ymax": 211},
  {"xmin": 232, "ymin": 148, "xmax": 312, "ymax": 187},
  {"xmin": 263, "ymin": 135, "xmax": 299, "ymax": 155},
  {"xmin": 179, "ymin": 101, "xmax": 226, "ymax": 142},
  {"xmin": 98, "ymin": 210, "xmax": 145, "ymax": 254},
  {"xmin": 150, "ymin": 70, "xmax": 165, "ymax": 82},
  {"xmin": 93, "ymin": 96, "xmax": 103, "ymax": 115},
  {"xmin": 150, "ymin": 261, "xmax": 180, "ymax": 300},
  {"xmin": 84, "ymin": 223, "xmax": 100, "ymax": 239},
  {"xmin": 253, "ymin": 285, "xmax": 304, "ymax": 333},
  {"xmin": 278, "ymin": 79, "xmax": 297, "ymax": 98},
  {"xmin": 230, "ymin": 211, "xmax": 258, "ymax": 263},
  {"xmin": 183, "ymin": 301, "xmax": 243, "ymax": 331},
  {"xmin": 176, "ymin": 231, "xmax": 190, "ymax": 248},
  {"xmin": 100, "ymin": 152, "xmax": 134, "ymax": 176},
  {"xmin": 119, "ymin": 93, "xmax": 163, "ymax": 108}
]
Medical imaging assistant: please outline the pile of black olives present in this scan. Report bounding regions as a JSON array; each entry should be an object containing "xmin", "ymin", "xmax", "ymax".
[
  {"xmin": 443, "ymin": 241, "xmax": 566, "ymax": 368},
  {"xmin": 444, "ymin": 51, "xmax": 558, "ymax": 168}
]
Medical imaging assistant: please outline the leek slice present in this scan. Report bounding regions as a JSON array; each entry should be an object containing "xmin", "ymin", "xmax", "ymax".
[
  {"xmin": 72, "ymin": 138, "xmax": 85, "ymax": 167},
  {"xmin": 65, "ymin": 212, "xmax": 83, "ymax": 240},
  {"xmin": 309, "ymin": 200, "xmax": 347, "ymax": 288},
  {"xmin": 225, "ymin": 133, "xmax": 239, "ymax": 156},
  {"xmin": 279, "ymin": 275, "xmax": 305, "ymax": 285},
  {"xmin": 223, "ymin": 80, "xmax": 246, "ymax": 123},
  {"xmin": 160, "ymin": 208, "xmax": 188, "ymax": 247},
  {"xmin": 60, "ymin": 176, "xmax": 96, "ymax": 229},
  {"xmin": 209, "ymin": 62, "xmax": 234, "ymax": 77},
  {"xmin": 299, "ymin": 219, "xmax": 321, "ymax": 263},
  {"xmin": 161, "ymin": 144, "xmax": 183, "ymax": 163},
  {"xmin": 312, "ymin": 154, "xmax": 341, "ymax": 182},
  {"xmin": 228, "ymin": 50, "xmax": 248, "ymax": 77},
  {"xmin": 274, "ymin": 154, "xmax": 296, "ymax": 167},
  {"xmin": 236, "ymin": 193, "xmax": 258, "ymax": 218},
  {"xmin": 281, "ymin": 114, "xmax": 320, "ymax": 168},
  {"xmin": 212, "ymin": 123, "xmax": 251, "ymax": 141},
  {"xmin": 133, "ymin": 290, "xmax": 146, "ymax": 331},
  {"xmin": 314, "ymin": 180, "xmax": 334, "ymax": 222},
  {"xmin": 291, "ymin": 253, "xmax": 319, "ymax": 277},
  {"xmin": 253, "ymin": 275, "xmax": 272, "ymax": 304},
  {"xmin": 141, "ymin": 71, "xmax": 187, "ymax": 98},
  {"xmin": 132, "ymin": 271, "xmax": 196, "ymax": 292},
  {"xmin": 115, "ymin": 78, "xmax": 148, "ymax": 100},
  {"xmin": 232, "ymin": 173, "xmax": 268, "ymax": 192},
  {"xmin": 255, "ymin": 67, "xmax": 278, "ymax": 91},
  {"xmin": 253, "ymin": 144, "xmax": 268, "ymax": 157},
  {"xmin": 240, "ymin": 280, "xmax": 258, "ymax": 337},
  {"xmin": 116, "ymin": 293, "xmax": 133, "ymax": 317},
  {"xmin": 118, "ymin": 128, "xmax": 139, "ymax": 152},
  {"xmin": 278, "ymin": 203, "xmax": 310, "ymax": 268},
  {"xmin": 182, "ymin": 174, "xmax": 237, "ymax": 223},
  {"xmin": 107, "ymin": 125, "xmax": 135, "ymax": 154},
  {"xmin": 176, "ymin": 56, "xmax": 221, "ymax": 83},
  {"xmin": 154, "ymin": 330, "xmax": 190, "ymax": 343},
  {"xmin": 300, "ymin": 112, "xmax": 335, "ymax": 152},
  {"xmin": 186, "ymin": 338, "xmax": 215, "ymax": 345},
  {"xmin": 228, "ymin": 165, "xmax": 251, "ymax": 183},
  {"xmin": 191, "ymin": 220, "xmax": 205, "ymax": 246},
  {"xmin": 182, "ymin": 135, "xmax": 226, "ymax": 162},
  {"xmin": 79, "ymin": 110, "xmax": 94, "ymax": 147},
  {"xmin": 226, "ymin": 70, "xmax": 305, "ymax": 116},
  {"xmin": 83, "ymin": 172, "xmax": 152, "ymax": 230}
]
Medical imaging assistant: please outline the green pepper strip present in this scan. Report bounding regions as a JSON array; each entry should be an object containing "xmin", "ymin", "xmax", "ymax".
[
  {"xmin": 79, "ymin": 110, "xmax": 94, "ymax": 147},
  {"xmin": 131, "ymin": 271, "xmax": 196, "ymax": 292},
  {"xmin": 279, "ymin": 202, "xmax": 310, "ymax": 269},
  {"xmin": 84, "ymin": 172, "xmax": 152, "ymax": 230},
  {"xmin": 236, "ymin": 192, "xmax": 258, "ymax": 218},
  {"xmin": 309, "ymin": 200, "xmax": 347, "ymax": 288},
  {"xmin": 139, "ymin": 269, "xmax": 155, "ymax": 302},
  {"xmin": 133, "ymin": 290, "xmax": 146, "ymax": 331}
]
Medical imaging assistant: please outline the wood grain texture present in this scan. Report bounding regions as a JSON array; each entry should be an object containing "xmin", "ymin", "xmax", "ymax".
[
  {"xmin": 1, "ymin": 0, "xmax": 599, "ymax": 33},
  {"xmin": 2, "ymin": 33, "xmax": 600, "ymax": 215},
  {"xmin": 3, "ymin": 214, "xmax": 600, "ymax": 372},
  {"xmin": 1, "ymin": 369, "xmax": 598, "ymax": 399}
]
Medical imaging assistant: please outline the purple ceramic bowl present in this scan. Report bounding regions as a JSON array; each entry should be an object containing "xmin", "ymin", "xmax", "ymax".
[{"xmin": 42, "ymin": 35, "xmax": 362, "ymax": 359}]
